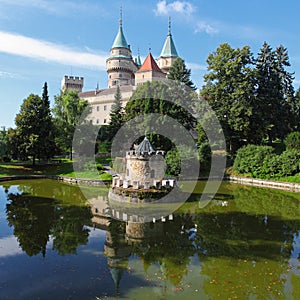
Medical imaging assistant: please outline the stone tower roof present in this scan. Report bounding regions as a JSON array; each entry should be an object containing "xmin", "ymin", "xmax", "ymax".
[
  {"xmin": 135, "ymin": 137, "xmax": 156, "ymax": 154},
  {"xmin": 159, "ymin": 17, "xmax": 178, "ymax": 58},
  {"xmin": 137, "ymin": 52, "xmax": 162, "ymax": 72}
]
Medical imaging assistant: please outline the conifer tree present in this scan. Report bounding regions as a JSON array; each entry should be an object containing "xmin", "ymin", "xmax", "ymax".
[
  {"xmin": 107, "ymin": 85, "xmax": 124, "ymax": 140},
  {"xmin": 168, "ymin": 57, "xmax": 196, "ymax": 90}
]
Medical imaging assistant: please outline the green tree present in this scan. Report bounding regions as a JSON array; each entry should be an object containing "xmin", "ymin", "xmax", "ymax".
[
  {"xmin": 15, "ymin": 90, "xmax": 55, "ymax": 165},
  {"xmin": 0, "ymin": 127, "xmax": 10, "ymax": 161},
  {"xmin": 201, "ymin": 43, "xmax": 255, "ymax": 154},
  {"xmin": 168, "ymin": 57, "xmax": 196, "ymax": 90},
  {"xmin": 125, "ymin": 80, "xmax": 197, "ymax": 151},
  {"xmin": 40, "ymin": 82, "xmax": 56, "ymax": 158},
  {"xmin": 255, "ymin": 42, "xmax": 295, "ymax": 143},
  {"xmin": 52, "ymin": 90, "xmax": 89, "ymax": 160},
  {"xmin": 107, "ymin": 86, "xmax": 124, "ymax": 141}
]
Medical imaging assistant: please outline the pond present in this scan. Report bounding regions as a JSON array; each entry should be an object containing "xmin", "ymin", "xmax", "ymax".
[{"xmin": 1, "ymin": 179, "xmax": 300, "ymax": 299}]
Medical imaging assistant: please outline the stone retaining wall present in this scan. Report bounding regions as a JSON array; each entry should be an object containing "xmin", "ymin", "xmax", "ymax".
[{"xmin": 225, "ymin": 175, "xmax": 300, "ymax": 192}]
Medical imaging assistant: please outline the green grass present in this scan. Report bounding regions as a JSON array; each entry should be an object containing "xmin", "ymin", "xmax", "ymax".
[{"xmin": 0, "ymin": 160, "xmax": 112, "ymax": 181}]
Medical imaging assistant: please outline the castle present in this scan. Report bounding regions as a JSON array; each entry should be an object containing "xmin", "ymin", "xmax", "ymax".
[{"xmin": 61, "ymin": 15, "xmax": 180, "ymax": 125}]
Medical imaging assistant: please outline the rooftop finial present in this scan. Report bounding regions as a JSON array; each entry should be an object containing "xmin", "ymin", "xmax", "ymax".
[
  {"xmin": 168, "ymin": 16, "xmax": 171, "ymax": 35},
  {"xmin": 120, "ymin": 4, "xmax": 123, "ymax": 27}
]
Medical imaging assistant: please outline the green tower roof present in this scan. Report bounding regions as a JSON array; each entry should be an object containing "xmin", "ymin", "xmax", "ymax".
[
  {"xmin": 112, "ymin": 24, "xmax": 129, "ymax": 49},
  {"xmin": 160, "ymin": 17, "xmax": 178, "ymax": 58}
]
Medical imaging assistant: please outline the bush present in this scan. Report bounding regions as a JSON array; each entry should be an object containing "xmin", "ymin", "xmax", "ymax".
[
  {"xmin": 284, "ymin": 132, "xmax": 300, "ymax": 151},
  {"xmin": 233, "ymin": 145, "xmax": 275, "ymax": 176},
  {"xmin": 198, "ymin": 143, "xmax": 211, "ymax": 171},
  {"xmin": 166, "ymin": 149, "xmax": 181, "ymax": 176},
  {"xmin": 84, "ymin": 161, "xmax": 105, "ymax": 172},
  {"xmin": 234, "ymin": 145, "xmax": 300, "ymax": 179}
]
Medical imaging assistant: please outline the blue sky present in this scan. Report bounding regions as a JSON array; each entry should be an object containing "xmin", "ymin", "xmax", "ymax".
[{"xmin": 1, "ymin": 0, "xmax": 300, "ymax": 128}]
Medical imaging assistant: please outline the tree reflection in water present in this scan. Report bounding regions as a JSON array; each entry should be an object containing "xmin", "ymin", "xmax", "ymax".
[{"xmin": 3, "ymin": 180, "xmax": 300, "ymax": 299}]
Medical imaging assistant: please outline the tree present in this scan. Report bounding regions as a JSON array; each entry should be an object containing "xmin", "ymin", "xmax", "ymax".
[
  {"xmin": 15, "ymin": 89, "xmax": 55, "ymax": 165},
  {"xmin": 107, "ymin": 86, "xmax": 124, "ymax": 141},
  {"xmin": 125, "ymin": 80, "xmax": 197, "ymax": 151},
  {"xmin": 0, "ymin": 127, "xmax": 10, "ymax": 161},
  {"xmin": 201, "ymin": 43, "xmax": 255, "ymax": 154},
  {"xmin": 168, "ymin": 57, "xmax": 196, "ymax": 90},
  {"xmin": 255, "ymin": 42, "xmax": 295, "ymax": 143},
  {"xmin": 40, "ymin": 82, "xmax": 56, "ymax": 158},
  {"xmin": 52, "ymin": 90, "xmax": 89, "ymax": 160}
]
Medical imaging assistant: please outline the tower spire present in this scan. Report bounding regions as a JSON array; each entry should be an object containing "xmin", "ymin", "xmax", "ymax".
[{"xmin": 120, "ymin": 4, "xmax": 123, "ymax": 27}]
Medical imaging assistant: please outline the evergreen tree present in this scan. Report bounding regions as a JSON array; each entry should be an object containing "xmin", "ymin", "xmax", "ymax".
[
  {"xmin": 107, "ymin": 85, "xmax": 124, "ymax": 141},
  {"xmin": 40, "ymin": 82, "xmax": 56, "ymax": 159},
  {"xmin": 168, "ymin": 57, "xmax": 196, "ymax": 90},
  {"xmin": 255, "ymin": 42, "xmax": 295, "ymax": 143}
]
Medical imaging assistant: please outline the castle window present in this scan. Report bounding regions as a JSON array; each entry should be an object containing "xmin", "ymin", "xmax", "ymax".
[
  {"xmin": 96, "ymin": 119, "xmax": 99, "ymax": 124},
  {"xmin": 97, "ymin": 106, "xmax": 99, "ymax": 111},
  {"xmin": 104, "ymin": 119, "xmax": 107, "ymax": 124},
  {"xmin": 119, "ymin": 73, "xmax": 122, "ymax": 78},
  {"xmin": 104, "ymin": 105, "xmax": 107, "ymax": 111}
]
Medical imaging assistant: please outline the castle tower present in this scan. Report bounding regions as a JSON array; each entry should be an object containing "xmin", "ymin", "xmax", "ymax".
[
  {"xmin": 106, "ymin": 10, "xmax": 138, "ymax": 88},
  {"xmin": 61, "ymin": 75, "xmax": 84, "ymax": 92},
  {"xmin": 135, "ymin": 51, "xmax": 166, "ymax": 85},
  {"xmin": 157, "ymin": 17, "xmax": 179, "ymax": 74}
]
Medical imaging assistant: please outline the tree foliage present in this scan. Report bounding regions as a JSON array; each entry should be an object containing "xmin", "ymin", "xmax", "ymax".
[
  {"xmin": 201, "ymin": 42, "xmax": 297, "ymax": 154},
  {"xmin": 168, "ymin": 57, "xmax": 196, "ymax": 90},
  {"xmin": 201, "ymin": 43, "xmax": 255, "ymax": 153},
  {"xmin": 52, "ymin": 90, "xmax": 89, "ymax": 159},
  {"xmin": 125, "ymin": 79, "xmax": 197, "ymax": 151},
  {"xmin": 107, "ymin": 85, "xmax": 124, "ymax": 141},
  {"xmin": 284, "ymin": 131, "xmax": 300, "ymax": 151},
  {"xmin": 14, "ymin": 84, "xmax": 55, "ymax": 165},
  {"xmin": 254, "ymin": 43, "xmax": 295, "ymax": 143}
]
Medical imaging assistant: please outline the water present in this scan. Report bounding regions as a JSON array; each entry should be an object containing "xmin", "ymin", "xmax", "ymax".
[{"xmin": 1, "ymin": 179, "xmax": 300, "ymax": 299}]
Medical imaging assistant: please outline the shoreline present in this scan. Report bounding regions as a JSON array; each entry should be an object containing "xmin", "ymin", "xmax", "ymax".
[{"xmin": 1, "ymin": 174, "xmax": 300, "ymax": 193}]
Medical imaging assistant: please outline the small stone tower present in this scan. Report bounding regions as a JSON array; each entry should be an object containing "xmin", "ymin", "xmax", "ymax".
[
  {"xmin": 61, "ymin": 76, "xmax": 84, "ymax": 92},
  {"xmin": 157, "ymin": 17, "xmax": 179, "ymax": 74},
  {"xmin": 106, "ymin": 11, "xmax": 138, "ymax": 88}
]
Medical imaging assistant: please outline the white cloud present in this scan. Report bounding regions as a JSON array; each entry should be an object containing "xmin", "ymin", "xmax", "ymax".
[
  {"xmin": 0, "ymin": 31, "xmax": 107, "ymax": 70},
  {"xmin": 0, "ymin": 70, "xmax": 18, "ymax": 78},
  {"xmin": 154, "ymin": 0, "xmax": 195, "ymax": 16},
  {"xmin": 195, "ymin": 21, "xmax": 218, "ymax": 35},
  {"xmin": 186, "ymin": 62, "xmax": 206, "ymax": 71},
  {"xmin": 0, "ymin": 235, "xmax": 23, "ymax": 257},
  {"xmin": 0, "ymin": 0, "xmax": 106, "ymax": 16}
]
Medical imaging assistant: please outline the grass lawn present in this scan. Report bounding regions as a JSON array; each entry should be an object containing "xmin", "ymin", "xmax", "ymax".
[{"xmin": 0, "ymin": 159, "xmax": 112, "ymax": 181}]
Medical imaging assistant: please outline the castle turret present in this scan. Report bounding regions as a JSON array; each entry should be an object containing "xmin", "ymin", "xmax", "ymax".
[
  {"xmin": 106, "ymin": 11, "xmax": 138, "ymax": 88},
  {"xmin": 61, "ymin": 75, "xmax": 84, "ymax": 92},
  {"xmin": 157, "ymin": 17, "xmax": 179, "ymax": 74},
  {"xmin": 135, "ymin": 52, "xmax": 166, "ymax": 85}
]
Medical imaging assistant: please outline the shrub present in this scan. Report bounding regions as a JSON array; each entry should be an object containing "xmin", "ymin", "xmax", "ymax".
[
  {"xmin": 284, "ymin": 132, "xmax": 300, "ymax": 151},
  {"xmin": 233, "ymin": 145, "xmax": 275, "ymax": 176},
  {"xmin": 166, "ymin": 149, "xmax": 181, "ymax": 176},
  {"xmin": 198, "ymin": 143, "xmax": 211, "ymax": 171}
]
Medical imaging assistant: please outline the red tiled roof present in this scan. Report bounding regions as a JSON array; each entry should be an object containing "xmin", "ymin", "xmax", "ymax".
[{"xmin": 137, "ymin": 53, "xmax": 162, "ymax": 72}]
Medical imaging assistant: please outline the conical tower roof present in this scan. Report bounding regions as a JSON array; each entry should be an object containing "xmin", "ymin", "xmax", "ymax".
[
  {"xmin": 112, "ymin": 23, "xmax": 129, "ymax": 49},
  {"xmin": 159, "ymin": 17, "xmax": 178, "ymax": 58},
  {"xmin": 136, "ymin": 137, "xmax": 156, "ymax": 154}
]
